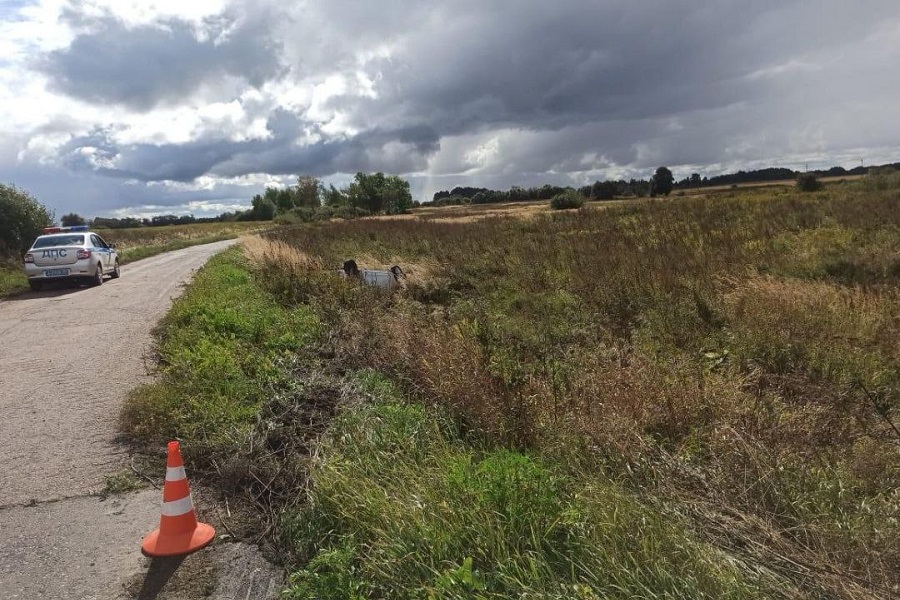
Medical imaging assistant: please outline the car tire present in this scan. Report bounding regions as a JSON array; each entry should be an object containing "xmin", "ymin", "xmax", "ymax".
[
  {"xmin": 28, "ymin": 280, "xmax": 43, "ymax": 291},
  {"xmin": 92, "ymin": 262, "xmax": 104, "ymax": 286},
  {"xmin": 110, "ymin": 260, "xmax": 120, "ymax": 279}
]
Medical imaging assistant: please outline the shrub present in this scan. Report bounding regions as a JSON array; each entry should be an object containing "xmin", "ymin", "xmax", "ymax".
[
  {"xmin": 275, "ymin": 206, "xmax": 318, "ymax": 224},
  {"xmin": 0, "ymin": 183, "xmax": 54, "ymax": 255},
  {"xmin": 549, "ymin": 190, "xmax": 585, "ymax": 210},
  {"xmin": 796, "ymin": 172, "xmax": 823, "ymax": 192},
  {"xmin": 324, "ymin": 205, "xmax": 370, "ymax": 220},
  {"xmin": 274, "ymin": 205, "xmax": 371, "ymax": 225}
]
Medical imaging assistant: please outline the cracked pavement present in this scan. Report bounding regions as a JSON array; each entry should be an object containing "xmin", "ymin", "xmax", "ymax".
[{"xmin": 0, "ymin": 240, "xmax": 240, "ymax": 599}]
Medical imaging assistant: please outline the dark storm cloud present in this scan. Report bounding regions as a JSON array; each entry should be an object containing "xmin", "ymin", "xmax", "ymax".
[
  {"xmin": 55, "ymin": 110, "xmax": 432, "ymax": 184},
  {"xmin": 40, "ymin": 11, "xmax": 282, "ymax": 110},
  {"xmin": 335, "ymin": 0, "xmax": 898, "ymax": 137}
]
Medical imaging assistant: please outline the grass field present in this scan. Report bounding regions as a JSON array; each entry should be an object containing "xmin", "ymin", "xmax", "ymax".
[
  {"xmin": 0, "ymin": 221, "xmax": 268, "ymax": 298},
  {"xmin": 124, "ymin": 176, "xmax": 899, "ymax": 599}
]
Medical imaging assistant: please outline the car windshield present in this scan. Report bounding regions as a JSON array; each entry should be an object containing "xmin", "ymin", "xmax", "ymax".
[{"xmin": 32, "ymin": 234, "xmax": 85, "ymax": 248}]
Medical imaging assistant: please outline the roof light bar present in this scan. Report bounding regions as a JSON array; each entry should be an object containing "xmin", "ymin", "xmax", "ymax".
[{"xmin": 41, "ymin": 225, "xmax": 90, "ymax": 234}]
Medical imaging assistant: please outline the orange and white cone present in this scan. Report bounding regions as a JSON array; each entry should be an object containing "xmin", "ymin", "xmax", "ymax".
[{"xmin": 141, "ymin": 441, "xmax": 215, "ymax": 557}]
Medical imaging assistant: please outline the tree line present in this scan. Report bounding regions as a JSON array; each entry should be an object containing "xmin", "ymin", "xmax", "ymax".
[
  {"xmin": 673, "ymin": 163, "xmax": 897, "ymax": 189},
  {"xmin": 433, "ymin": 167, "xmax": 676, "ymax": 205},
  {"xmin": 86, "ymin": 214, "xmax": 235, "ymax": 229},
  {"xmin": 55, "ymin": 172, "xmax": 416, "ymax": 229},
  {"xmin": 431, "ymin": 161, "xmax": 900, "ymax": 207},
  {"xmin": 244, "ymin": 172, "xmax": 414, "ymax": 221}
]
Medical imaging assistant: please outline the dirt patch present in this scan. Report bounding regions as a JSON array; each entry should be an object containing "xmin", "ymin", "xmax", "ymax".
[{"xmin": 120, "ymin": 541, "xmax": 281, "ymax": 600}]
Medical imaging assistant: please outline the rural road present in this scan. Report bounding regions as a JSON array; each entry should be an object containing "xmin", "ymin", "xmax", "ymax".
[{"xmin": 0, "ymin": 239, "xmax": 279, "ymax": 599}]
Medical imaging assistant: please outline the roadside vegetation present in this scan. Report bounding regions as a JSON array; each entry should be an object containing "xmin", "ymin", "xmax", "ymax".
[
  {"xmin": 0, "ymin": 220, "xmax": 267, "ymax": 298},
  {"xmin": 123, "ymin": 175, "xmax": 898, "ymax": 599},
  {"xmin": 0, "ymin": 261, "xmax": 27, "ymax": 297},
  {"xmin": 1, "ymin": 183, "xmax": 53, "ymax": 296},
  {"xmin": 95, "ymin": 220, "xmax": 268, "ymax": 262}
]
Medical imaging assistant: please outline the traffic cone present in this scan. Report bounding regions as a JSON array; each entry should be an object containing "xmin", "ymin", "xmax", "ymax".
[{"xmin": 141, "ymin": 441, "xmax": 215, "ymax": 557}]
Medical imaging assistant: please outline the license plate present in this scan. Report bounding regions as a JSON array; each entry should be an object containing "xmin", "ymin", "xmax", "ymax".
[{"xmin": 43, "ymin": 268, "xmax": 70, "ymax": 277}]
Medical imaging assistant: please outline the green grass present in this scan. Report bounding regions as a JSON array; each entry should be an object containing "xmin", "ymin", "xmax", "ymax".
[
  {"xmin": 282, "ymin": 373, "xmax": 768, "ymax": 600},
  {"xmin": 121, "ymin": 247, "xmax": 321, "ymax": 472},
  {"xmin": 0, "ymin": 259, "xmax": 27, "ymax": 297}
]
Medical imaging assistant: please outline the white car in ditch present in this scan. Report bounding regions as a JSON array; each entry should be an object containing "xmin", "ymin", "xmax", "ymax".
[{"xmin": 23, "ymin": 226, "xmax": 120, "ymax": 291}]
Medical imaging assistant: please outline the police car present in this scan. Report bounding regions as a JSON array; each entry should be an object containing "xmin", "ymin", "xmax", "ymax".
[{"xmin": 23, "ymin": 226, "xmax": 120, "ymax": 291}]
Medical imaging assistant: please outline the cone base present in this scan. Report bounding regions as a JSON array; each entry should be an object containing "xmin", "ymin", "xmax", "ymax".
[{"xmin": 141, "ymin": 522, "xmax": 216, "ymax": 557}]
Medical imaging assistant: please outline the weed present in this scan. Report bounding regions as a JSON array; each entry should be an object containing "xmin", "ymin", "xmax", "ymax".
[
  {"xmin": 102, "ymin": 471, "xmax": 144, "ymax": 496},
  {"xmin": 0, "ymin": 258, "xmax": 27, "ymax": 296}
]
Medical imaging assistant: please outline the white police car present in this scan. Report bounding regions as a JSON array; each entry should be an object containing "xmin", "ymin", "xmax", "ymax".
[{"xmin": 23, "ymin": 226, "xmax": 120, "ymax": 291}]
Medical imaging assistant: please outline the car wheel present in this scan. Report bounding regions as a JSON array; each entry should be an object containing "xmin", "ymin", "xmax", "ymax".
[
  {"xmin": 110, "ymin": 260, "xmax": 120, "ymax": 279},
  {"xmin": 92, "ymin": 262, "xmax": 104, "ymax": 286},
  {"xmin": 28, "ymin": 280, "xmax": 43, "ymax": 291}
]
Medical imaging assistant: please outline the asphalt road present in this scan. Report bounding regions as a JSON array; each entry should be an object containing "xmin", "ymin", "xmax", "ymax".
[{"xmin": 0, "ymin": 239, "xmax": 277, "ymax": 599}]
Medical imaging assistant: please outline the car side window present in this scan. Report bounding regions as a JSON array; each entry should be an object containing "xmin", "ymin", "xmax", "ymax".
[{"xmin": 92, "ymin": 235, "xmax": 108, "ymax": 248}]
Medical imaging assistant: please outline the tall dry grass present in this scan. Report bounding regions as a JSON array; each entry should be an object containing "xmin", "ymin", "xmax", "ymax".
[{"xmin": 247, "ymin": 185, "xmax": 900, "ymax": 598}]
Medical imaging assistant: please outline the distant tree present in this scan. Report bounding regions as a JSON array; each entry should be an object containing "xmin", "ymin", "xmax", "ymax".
[
  {"xmin": 589, "ymin": 180, "xmax": 617, "ymax": 200},
  {"xmin": 508, "ymin": 186, "xmax": 526, "ymax": 202},
  {"xmin": 348, "ymin": 172, "xmax": 387, "ymax": 213},
  {"xmin": 0, "ymin": 183, "xmax": 54, "ymax": 255},
  {"xmin": 689, "ymin": 173, "xmax": 702, "ymax": 187},
  {"xmin": 539, "ymin": 184, "xmax": 564, "ymax": 199},
  {"xmin": 295, "ymin": 176, "xmax": 322, "ymax": 208},
  {"xmin": 449, "ymin": 186, "xmax": 489, "ymax": 199},
  {"xmin": 323, "ymin": 184, "xmax": 349, "ymax": 207},
  {"xmin": 796, "ymin": 172, "xmax": 822, "ymax": 192},
  {"xmin": 651, "ymin": 167, "xmax": 674, "ymax": 196},
  {"xmin": 382, "ymin": 175, "xmax": 413, "ymax": 214},
  {"xmin": 347, "ymin": 172, "xmax": 412, "ymax": 214},
  {"xmin": 624, "ymin": 178, "xmax": 651, "ymax": 197},
  {"xmin": 60, "ymin": 213, "xmax": 86, "ymax": 226},
  {"xmin": 250, "ymin": 194, "xmax": 276, "ymax": 220},
  {"xmin": 471, "ymin": 191, "xmax": 490, "ymax": 205},
  {"xmin": 150, "ymin": 214, "xmax": 195, "ymax": 226},
  {"xmin": 259, "ymin": 187, "xmax": 290, "ymax": 214}
]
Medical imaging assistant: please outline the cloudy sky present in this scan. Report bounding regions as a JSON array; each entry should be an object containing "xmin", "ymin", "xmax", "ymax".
[{"xmin": 1, "ymin": 0, "xmax": 899, "ymax": 218}]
